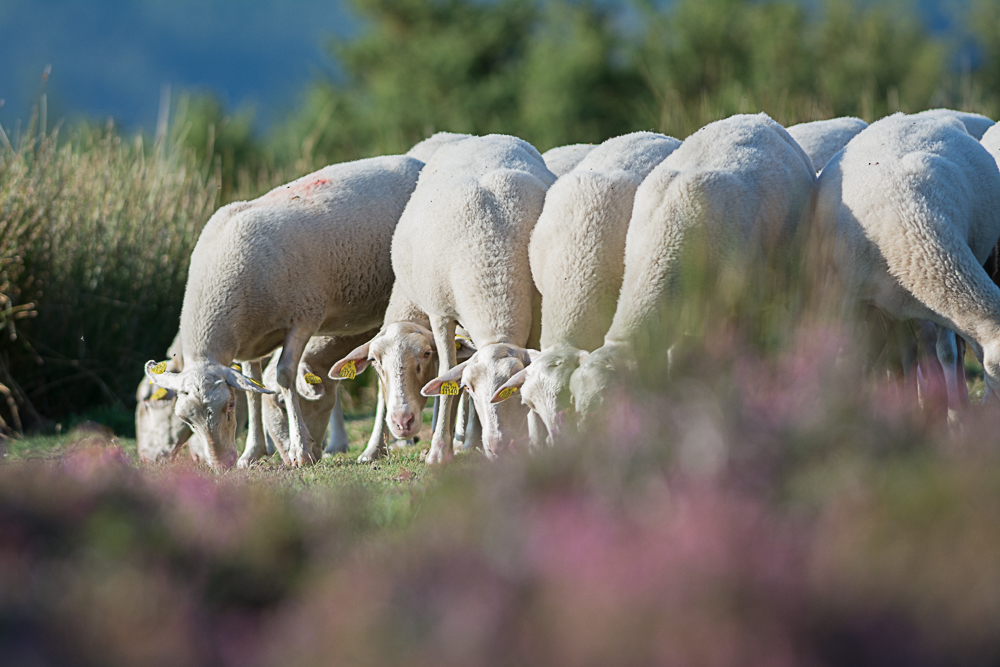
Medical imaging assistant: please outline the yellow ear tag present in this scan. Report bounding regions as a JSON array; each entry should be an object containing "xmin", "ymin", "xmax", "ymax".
[
  {"xmin": 151, "ymin": 387, "xmax": 169, "ymax": 401},
  {"xmin": 339, "ymin": 360, "xmax": 357, "ymax": 380},
  {"xmin": 497, "ymin": 386, "xmax": 518, "ymax": 401},
  {"xmin": 231, "ymin": 363, "xmax": 242, "ymax": 371},
  {"xmin": 150, "ymin": 361, "xmax": 167, "ymax": 374},
  {"xmin": 440, "ymin": 381, "xmax": 460, "ymax": 395},
  {"xmin": 455, "ymin": 341, "xmax": 461, "ymax": 350},
  {"xmin": 249, "ymin": 377, "xmax": 265, "ymax": 389},
  {"xmin": 304, "ymin": 372, "xmax": 322, "ymax": 385}
]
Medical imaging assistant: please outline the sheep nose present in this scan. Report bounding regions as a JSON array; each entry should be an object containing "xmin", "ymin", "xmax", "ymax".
[{"xmin": 391, "ymin": 411, "xmax": 416, "ymax": 435}]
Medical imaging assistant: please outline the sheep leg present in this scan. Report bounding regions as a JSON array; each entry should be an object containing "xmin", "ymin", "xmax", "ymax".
[
  {"xmin": 276, "ymin": 327, "xmax": 316, "ymax": 467},
  {"xmin": 453, "ymin": 393, "xmax": 467, "ymax": 447},
  {"xmin": 935, "ymin": 327, "xmax": 962, "ymax": 424},
  {"xmin": 324, "ymin": 385, "xmax": 349, "ymax": 455},
  {"xmin": 896, "ymin": 322, "xmax": 920, "ymax": 405},
  {"xmin": 359, "ymin": 382, "xmax": 390, "ymax": 462},
  {"xmin": 527, "ymin": 410, "xmax": 547, "ymax": 450},
  {"xmin": 431, "ymin": 395, "xmax": 440, "ymax": 433},
  {"xmin": 237, "ymin": 360, "xmax": 276, "ymax": 468},
  {"xmin": 461, "ymin": 401, "xmax": 482, "ymax": 451},
  {"xmin": 426, "ymin": 316, "xmax": 458, "ymax": 465},
  {"xmin": 956, "ymin": 336, "xmax": 970, "ymax": 407}
]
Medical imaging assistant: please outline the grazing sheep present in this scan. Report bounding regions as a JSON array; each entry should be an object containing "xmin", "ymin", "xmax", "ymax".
[
  {"xmin": 391, "ymin": 134, "xmax": 555, "ymax": 462},
  {"xmin": 541, "ymin": 143, "xmax": 596, "ymax": 177},
  {"xmin": 137, "ymin": 333, "xmax": 200, "ymax": 463},
  {"xmin": 260, "ymin": 330, "xmax": 376, "ymax": 459},
  {"xmin": 569, "ymin": 113, "xmax": 816, "ymax": 418},
  {"xmin": 490, "ymin": 132, "xmax": 683, "ymax": 444},
  {"xmin": 915, "ymin": 108, "xmax": 994, "ymax": 140},
  {"xmin": 814, "ymin": 113, "xmax": 1000, "ymax": 413},
  {"xmin": 329, "ymin": 285, "xmax": 477, "ymax": 462},
  {"xmin": 144, "ymin": 155, "xmax": 424, "ymax": 469},
  {"xmin": 786, "ymin": 117, "xmax": 868, "ymax": 173},
  {"xmin": 407, "ymin": 131, "xmax": 473, "ymax": 162}
]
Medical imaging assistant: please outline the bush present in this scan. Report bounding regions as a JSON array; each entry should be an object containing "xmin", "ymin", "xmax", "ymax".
[{"xmin": 0, "ymin": 119, "xmax": 220, "ymax": 428}]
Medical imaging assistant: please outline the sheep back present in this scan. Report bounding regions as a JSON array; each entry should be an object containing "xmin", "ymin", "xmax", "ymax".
[
  {"xmin": 181, "ymin": 155, "xmax": 423, "ymax": 363},
  {"xmin": 530, "ymin": 132, "xmax": 682, "ymax": 350},
  {"xmin": 392, "ymin": 134, "xmax": 555, "ymax": 346},
  {"xmin": 786, "ymin": 117, "xmax": 868, "ymax": 173},
  {"xmin": 606, "ymin": 113, "xmax": 816, "ymax": 343}
]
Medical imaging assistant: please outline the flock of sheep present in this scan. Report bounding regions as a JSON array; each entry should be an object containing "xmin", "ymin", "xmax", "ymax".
[{"xmin": 136, "ymin": 108, "xmax": 1000, "ymax": 470}]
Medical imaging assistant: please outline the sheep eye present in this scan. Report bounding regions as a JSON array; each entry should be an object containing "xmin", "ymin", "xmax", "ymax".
[{"xmin": 422, "ymin": 350, "xmax": 432, "ymax": 359}]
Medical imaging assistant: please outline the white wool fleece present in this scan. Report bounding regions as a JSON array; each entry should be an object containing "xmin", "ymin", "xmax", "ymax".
[
  {"xmin": 541, "ymin": 143, "xmax": 596, "ymax": 177},
  {"xmin": 787, "ymin": 117, "xmax": 868, "ymax": 174},
  {"xmin": 607, "ymin": 112, "xmax": 816, "ymax": 345},
  {"xmin": 567, "ymin": 114, "xmax": 816, "ymax": 420},
  {"xmin": 531, "ymin": 131, "xmax": 683, "ymax": 351},
  {"xmin": 915, "ymin": 108, "xmax": 994, "ymax": 140},
  {"xmin": 492, "ymin": 131, "xmax": 683, "ymax": 446},
  {"xmin": 815, "ymin": 113, "xmax": 1000, "ymax": 362}
]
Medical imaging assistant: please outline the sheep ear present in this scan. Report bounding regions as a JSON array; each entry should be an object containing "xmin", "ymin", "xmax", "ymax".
[
  {"xmin": 222, "ymin": 364, "xmax": 275, "ymax": 394},
  {"xmin": 145, "ymin": 360, "xmax": 184, "ymax": 392},
  {"xmin": 296, "ymin": 363, "xmax": 326, "ymax": 401},
  {"xmin": 577, "ymin": 350, "xmax": 590, "ymax": 365},
  {"xmin": 422, "ymin": 360, "xmax": 471, "ymax": 397},
  {"xmin": 517, "ymin": 348, "xmax": 538, "ymax": 366},
  {"xmin": 455, "ymin": 335, "xmax": 477, "ymax": 362},
  {"xmin": 329, "ymin": 342, "xmax": 372, "ymax": 380},
  {"xmin": 492, "ymin": 367, "xmax": 528, "ymax": 403}
]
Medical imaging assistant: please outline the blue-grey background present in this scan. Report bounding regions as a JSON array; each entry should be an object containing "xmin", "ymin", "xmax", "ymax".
[
  {"xmin": 0, "ymin": 0, "xmax": 968, "ymax": 132},
  {"xmin": 0, "ymin": 0, "xmax": 354, "ymax": 130}
]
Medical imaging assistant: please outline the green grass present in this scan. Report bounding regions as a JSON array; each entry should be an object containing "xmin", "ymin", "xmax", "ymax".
[{"xmin": 3, "ymin": 405, "xmax": 480, "ymax": 527}]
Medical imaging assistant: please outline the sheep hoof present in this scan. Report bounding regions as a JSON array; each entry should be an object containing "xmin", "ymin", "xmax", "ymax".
[
  {"xmin": 236, "ymin": 456, "xmax": 254, "ymax": 470},
  {"xmin": 424, "ymin": 446, "xmax": 454, "ymax": 465}
]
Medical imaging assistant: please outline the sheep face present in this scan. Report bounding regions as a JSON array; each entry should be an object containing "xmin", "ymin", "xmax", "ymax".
[
  {"xmin": 503, "ymin": 345, "xmax": 583, "ymax": 446},
  {"xmin": 172, "ymin": 373, "xmax": 241, "ymax": 469},
  {"xmin": 330, "ymin": 324, "xmax": 475, "ymax": 441},
  {"xmin": 452, "ymin": 344, "xmax": 532, "ymax": 458},
  {"xmin": 144, "ymin": 360, "xmax": 272, "ymax": 470},
  {"xmin": 569, "ymin": 343, "xmax": 630, "ymax": 425},
  {"xmin": 367, "ymin": 323, "xmax": 439, "ymax": 440},
  {"xmin": 135, "ymin": 380, "xmax": 192, "ymax": 463}
]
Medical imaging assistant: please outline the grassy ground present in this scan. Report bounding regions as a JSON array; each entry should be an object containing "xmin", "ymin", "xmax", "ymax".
[{"xmin": 1, "ymin": 405, "xmax": 479, "ymax": 525}]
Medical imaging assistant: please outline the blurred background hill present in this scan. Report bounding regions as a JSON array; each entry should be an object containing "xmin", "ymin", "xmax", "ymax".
[{"xmin": 2, "ymin": 0, "xmax": 1000, "ymax": 429}]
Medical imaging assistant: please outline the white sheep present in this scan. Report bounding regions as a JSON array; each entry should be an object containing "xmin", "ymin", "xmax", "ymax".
[
  {"xmin": 144, "ymin": 155, "xmax": 423, "ymax": 469},
  {"xmin": 569, "ymin": 113, "xmax": 816, "ymax": 418},
  {"xmin": 915, "ymin": 108, "xmax": 994, "ymax": 140},
  {"xmin": 488, "ymin": 131, "xmax": 683, "ymax": 444},
  {"xmin": 541, "ymin": 143, "xmax": 596, "ymax": 177},
  {"xmin": 814, "ymin": 113, "xmax": 1000, "ymax": 414},
  {"xmin": 786, "ymin": 117, "xmax": 868, "ymax": 173},
  {"xmin": 137, "ymin": 333, "xmax": 203, "ymax": 463},
  {"xmin": 389, "ymin": 134, "xmax": 555, "ymax": 462},
  {"xmin": 407, "ymin": 131, "xmax": 472, "ymax": 162}
]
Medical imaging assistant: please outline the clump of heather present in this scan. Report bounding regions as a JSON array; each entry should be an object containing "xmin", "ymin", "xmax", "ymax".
[{"xmin": 5, "ymin": 320, "xmax": 1000, "ymax": 666}]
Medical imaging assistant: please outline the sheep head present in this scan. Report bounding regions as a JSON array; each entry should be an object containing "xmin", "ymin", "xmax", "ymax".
[
  {"xmin": 492, "ymin": 344, "xmax": 583, "ymax": 446},
  {"xmin": 568, "ymin": 342, "xmax": 634, "ymax": 427},
  {"xmin": 423, "ymin": 343, "xmax": 531, "ymax": 458},
  {"xmin": 330, "ymin": 323, "xmax": 476, "ymax": 440},
  {"xmin": 143, "ymin": 359, "xmax": 273, "ymax": 470},
  {"xmin": 135, "ymin": 378, "xmax": 194, "ymax": 464}
]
